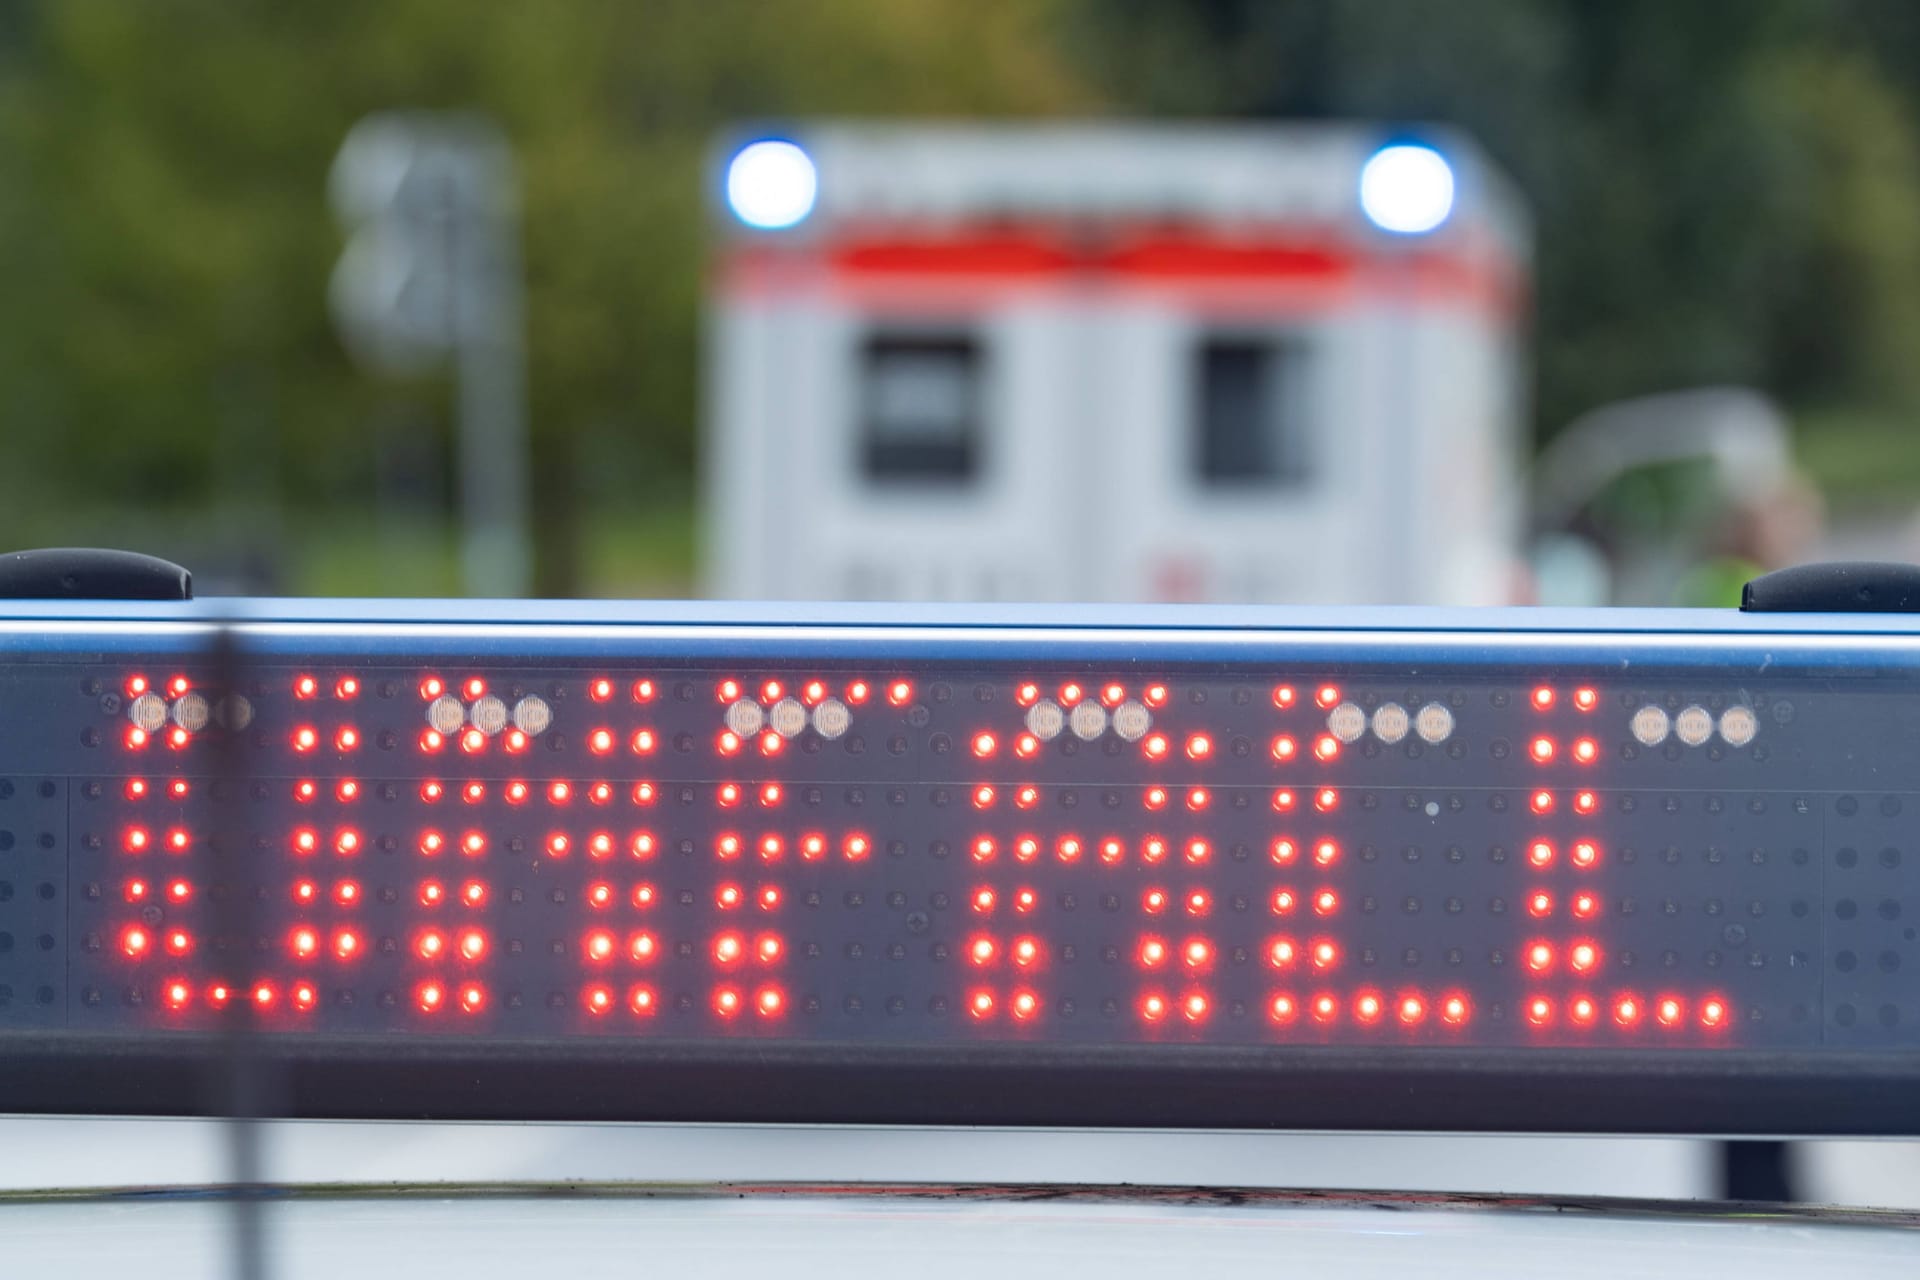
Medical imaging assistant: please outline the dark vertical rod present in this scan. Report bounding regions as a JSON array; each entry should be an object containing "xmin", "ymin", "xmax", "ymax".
[{"xmin": 211, "ymin": 622, "xmax": 268, "ymax": 1280}]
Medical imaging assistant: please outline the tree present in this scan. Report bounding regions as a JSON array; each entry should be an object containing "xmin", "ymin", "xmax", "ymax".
[{"xmin": 0, "ymin": 0, "xmax": 1090, "ymax": 592}]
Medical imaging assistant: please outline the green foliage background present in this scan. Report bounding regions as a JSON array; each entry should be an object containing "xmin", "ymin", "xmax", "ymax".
[{"xmin": 1, "ymin": 0, "xmax": 1917, "ymax": 593}]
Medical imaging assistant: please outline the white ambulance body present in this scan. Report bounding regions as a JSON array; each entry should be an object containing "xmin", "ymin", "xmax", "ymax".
[{"xmin": 704, "ymin": 124, "xmax": 1529, "ymax": 605}]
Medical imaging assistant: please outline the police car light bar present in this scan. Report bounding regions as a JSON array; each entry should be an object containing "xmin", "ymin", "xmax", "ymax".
[{"xmin": 2, "ymin": 592, "xmax": 1919, "ymax": 1135}]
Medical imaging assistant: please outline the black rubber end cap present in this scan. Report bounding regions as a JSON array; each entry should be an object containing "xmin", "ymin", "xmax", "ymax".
[
  {"xmin": 0, "ymin": 548, "xmax": 193, "ymax": 601},
  {"xmin": 1741, "ymin": 561, "xmax": 1920, "ymax": 613}
]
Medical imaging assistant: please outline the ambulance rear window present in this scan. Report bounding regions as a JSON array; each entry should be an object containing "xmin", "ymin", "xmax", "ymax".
[
  {"xmin": 861, "ymin": 334, "xmax": 980, "ymax": 483},
  {"xmin": 1195, "ymin": 335, "xmax": 1312, "ymax": 486}
]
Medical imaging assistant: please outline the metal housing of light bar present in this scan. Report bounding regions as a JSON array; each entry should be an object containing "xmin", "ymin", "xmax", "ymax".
[{"xmin": 1, "ymin": 598, "xmax": 1918, "ymax": 1134}]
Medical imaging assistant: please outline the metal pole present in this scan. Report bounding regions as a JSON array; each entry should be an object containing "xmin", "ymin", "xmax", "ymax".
[{"xmin": 452, "ymin": 146, "xmax": 533, "ymax": 599}]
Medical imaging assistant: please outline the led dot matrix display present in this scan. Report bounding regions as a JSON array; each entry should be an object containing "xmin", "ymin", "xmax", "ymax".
[{"xmin": 1, "ymin": 605, "xmax": 1917, "ymax": 1130}]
